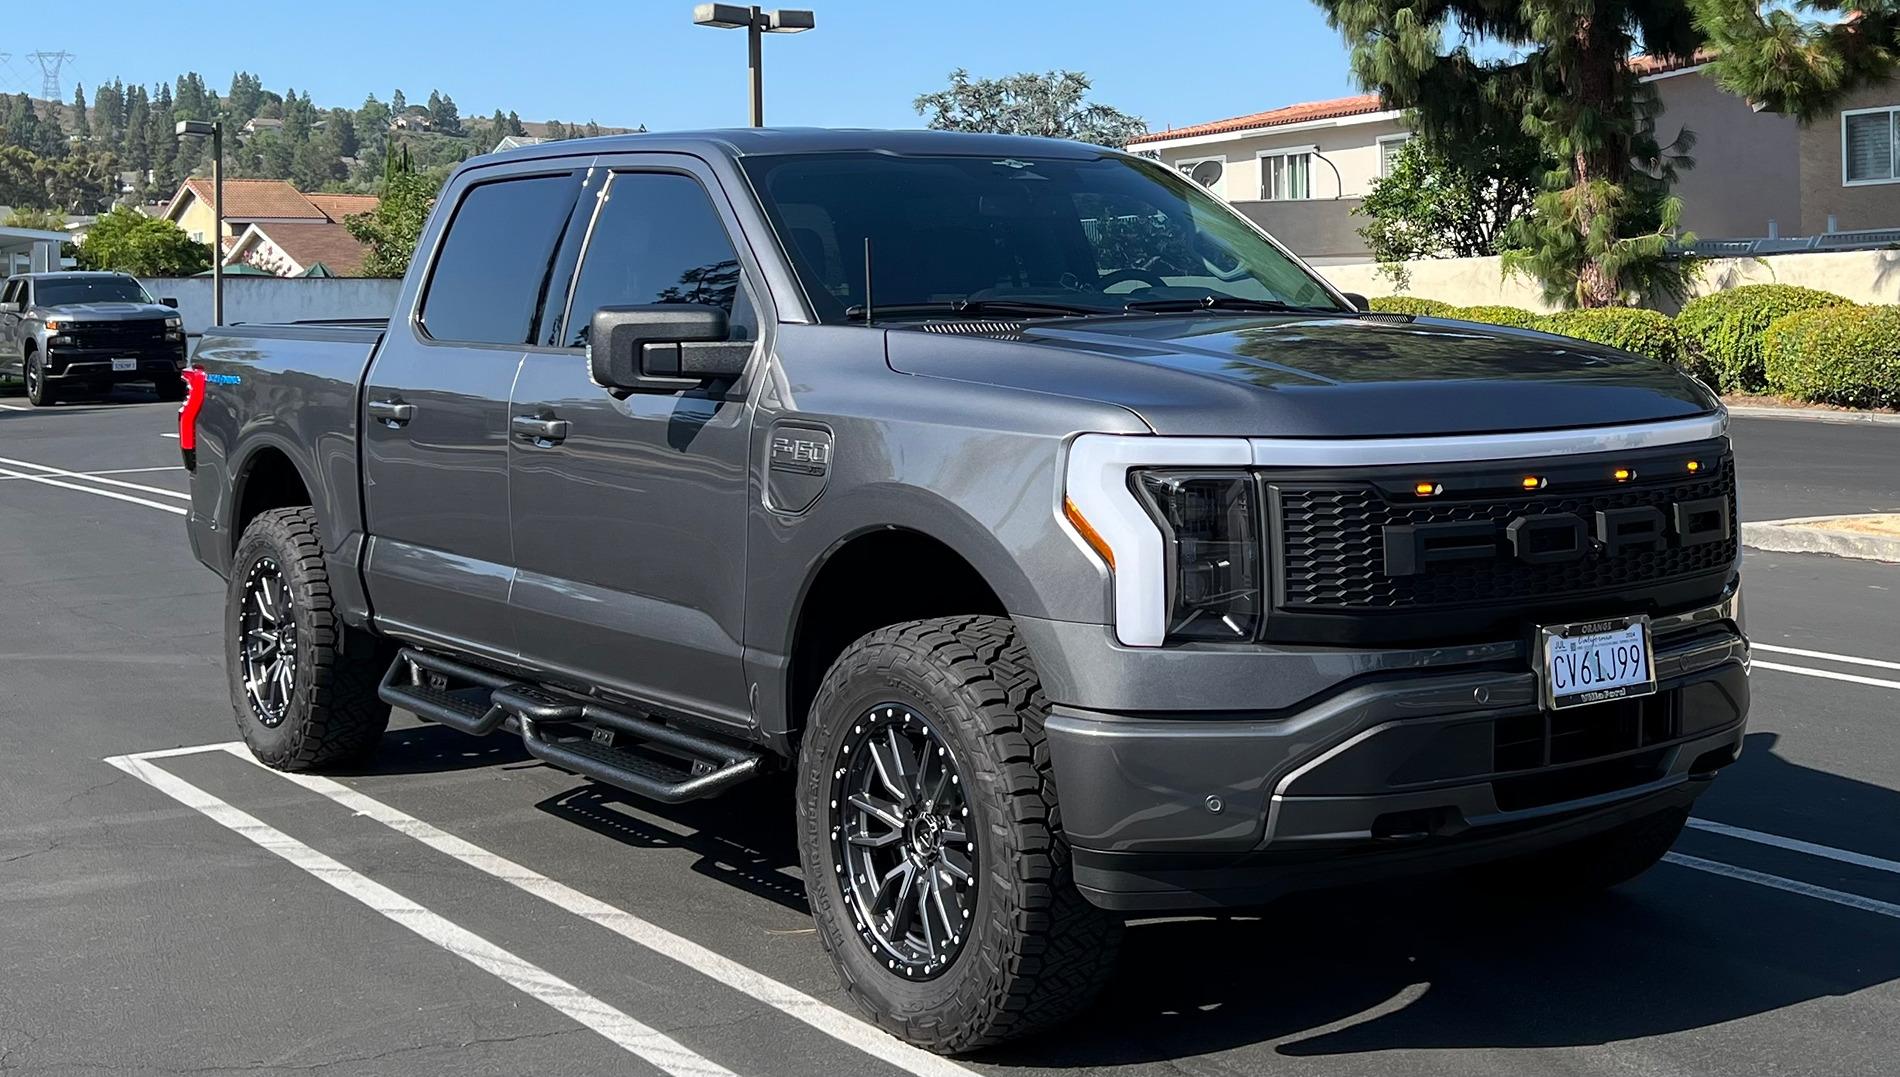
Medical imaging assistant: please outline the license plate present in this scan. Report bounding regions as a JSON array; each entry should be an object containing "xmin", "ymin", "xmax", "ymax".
[
  {"xmin": 112, "ymin": 358, "xmax": 137, "ymax": 372},
  {"xmin": 1537, "ymin": 615, "xmax": 1657, "ymax": 710}
]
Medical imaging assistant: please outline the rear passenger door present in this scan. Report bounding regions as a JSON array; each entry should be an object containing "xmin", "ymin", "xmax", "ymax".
[
  {"xmin": 506, "ymin": 157, "xmax": 766, "ymax": 728},
  {"xmin": 359, "ymin": 164, "xmax": 585, "ymax": 661}
]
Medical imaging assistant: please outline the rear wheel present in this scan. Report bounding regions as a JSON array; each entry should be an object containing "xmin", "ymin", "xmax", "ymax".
[
  {"xmin": 796, "ymin": 615, "xmax": 1120, "ymax": 1053},
  {"xmin": 226, "ymin": 506, "xmax": 391, "ymax": 769},
  {"xmin": 24, "ymin": 349, "xmax": 56, "ymax": 406},
  {"xmin": 1471, "ymin": 805, "xmax": 1689, "ymax": 898}
]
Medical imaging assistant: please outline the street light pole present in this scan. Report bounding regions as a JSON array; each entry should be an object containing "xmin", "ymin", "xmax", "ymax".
[
  {"xmin": 176, "ymin": 119, "xmax": 226, "ymax": 325},
  {"xmin": 692, "ymin": 4, "xmax": 814, "ymax": 128}
]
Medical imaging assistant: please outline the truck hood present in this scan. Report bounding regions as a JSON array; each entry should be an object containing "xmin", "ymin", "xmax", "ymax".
[
  {"xmin": 38, "ymin": 302, "xmax": 175, "ymax": 322},
  {"xmin": 884, "ymin": 313, "xmax": 1720, "ymax": 437}
]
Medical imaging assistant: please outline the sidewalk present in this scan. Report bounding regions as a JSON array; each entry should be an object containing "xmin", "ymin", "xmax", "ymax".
[{"xmin": 1742, "ymin": 513, "xmax": 1900, "ymax": 562}]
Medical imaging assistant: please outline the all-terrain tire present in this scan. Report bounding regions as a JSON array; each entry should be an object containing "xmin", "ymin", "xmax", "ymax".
[
  {"xmin": 24, "ymin": 349, "xmax": 57, "ymax": 406},
  {"xmin": 1472, "ymin": 805, "xmax": 1689, "ymax": 898},
  {"xmin": 226, "ymin": 506, "xmax": 391, "ymax": 769},
  {"xmin": 796, "ymin": 615, "xmax": 1121, "ymax": 1054}
]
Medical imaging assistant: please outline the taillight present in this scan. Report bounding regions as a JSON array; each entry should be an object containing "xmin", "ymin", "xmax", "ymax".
[{"xmin": 179, "ymin": 366, "xmax": 208, "ymax": 471}]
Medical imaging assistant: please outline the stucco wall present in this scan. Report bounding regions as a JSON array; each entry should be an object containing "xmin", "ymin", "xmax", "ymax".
[
  {"xmin": 140, "ymin": 276, "xmax": 402, "ymax": 338},
  {"xmin": 1323, "ymin": 249, "xmax": 1900, "ymax": 312},
  {"xmin": 1233, "ymin": 198, "xmax": 1370, "ymax": 263},
  {"xmin": 1153, "ymin": 116, "xmax": 1408, "ymax": 202},
  {"xmin": 1652, "ymin": 71, "xmax": 1802, "ymax": 239},
  {"xmin": 1802, "ymin": 81, "xmax": 1900, "ymax": 234}
]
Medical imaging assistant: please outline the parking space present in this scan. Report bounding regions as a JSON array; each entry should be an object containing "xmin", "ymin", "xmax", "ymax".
[{"xmin": 4, "ymin": 402, "xmax": 1899, "ymax": 1076}]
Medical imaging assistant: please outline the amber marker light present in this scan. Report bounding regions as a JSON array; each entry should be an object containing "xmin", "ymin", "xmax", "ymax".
[
  {"xmin": 1521, "ymin": 476, "xmax": 1547, "ymax": 491},
  {"xmin": 1613, "ymin": 468, "xmax": 1636, "ymax": 482},
  {"xmin": 1686, "ymin": 459, "xmax": 1702, "ymax": 474},
  {"xmin": 1063, "ymin": 497, "xmax": 1115, "ymax": 569},
  {"xmin": 1414, "ymin": 481, "xmax": 1442, "ymax": 497}
]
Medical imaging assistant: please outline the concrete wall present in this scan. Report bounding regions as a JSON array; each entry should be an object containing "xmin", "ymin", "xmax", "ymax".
[
  {"xmin": 1652, "ymin": 71, "xmax": 1802, "ymax": 239},
  {"xmin": 1233, "ymin": 197, "xmax": 1371, "ymax": 264},
  {"xmin": 140, "ymin": 276, "xmax": 402, "ymax": 337},
  {"xmin": 1802, "ymin": 80, "xmax": 1900, "ymax": 234},
  {"xmin": 1322, "ymin": 248, "xmax": 1900, "ymax": 313}
]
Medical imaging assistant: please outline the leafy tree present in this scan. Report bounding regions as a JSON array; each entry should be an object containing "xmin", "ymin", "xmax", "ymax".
[
  {"xmin": 46, "ymin": 145, "xmax": 122, "ymax": 212},
  {"xmin": 71, "ymin": 84, "xmax": 91, "ymax": 141},
  {"xmin": 0, "ymin": 145, "xmax": 48, "ymax": 207},
  {"xmin": 1358, "ymin": 134, "xmax": 1543, "ymax": 261},
  {"xmin": 1692, "ymin": 1, "xmax": 1900, "ymax": 121},
  {"xmin": 4, "ymin": 205, "xmax": 65, "ymax": 231},
  {"xmin": 346, "ymin": 169, "xmax": 441, "ymax": 277},
  {"xmin": 73, "ymin": 206, "xmax": 211, "ymax": 276},
  {"xmin": 1314, "ymin": 1, "xmax": 1703, "ymax": 308},
  {"xmin": 913, "ymin": 69, "xmax": 1147, "ymax": 146}
]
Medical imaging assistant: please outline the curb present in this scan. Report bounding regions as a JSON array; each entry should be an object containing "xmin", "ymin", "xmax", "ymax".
[
  {"xmin": 1726, "ymin": 403, "xmax": 1900, "ymax": 426},
  {"xmin": 1741, "ymin": 517, "xmax": 1900, "ymax": 562}
]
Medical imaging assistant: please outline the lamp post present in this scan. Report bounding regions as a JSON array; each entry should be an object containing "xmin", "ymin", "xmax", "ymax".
[
  {"xmin": 175, "ymin": 119, "xmax": 224, "ymax": 325},
  {"xmin": 691, "ymin": 4, "xmax": 814, "ymax": 127}
]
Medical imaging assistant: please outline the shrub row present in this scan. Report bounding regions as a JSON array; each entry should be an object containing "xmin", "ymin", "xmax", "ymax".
[{"xmin": 1367, "ymin": 285, "xmax": 1894, "ymax": 408}]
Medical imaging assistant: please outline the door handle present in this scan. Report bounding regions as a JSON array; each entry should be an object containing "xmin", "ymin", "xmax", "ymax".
[
  {"xmin": 512, "ymin": 414, "xmax": 570, "ymax": 444},
  {"xmin": 367, "ymin": 399, "xmax": 416, "ymax": 426}
]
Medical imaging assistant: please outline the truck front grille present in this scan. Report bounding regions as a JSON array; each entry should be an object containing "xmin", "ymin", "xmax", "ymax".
[
  {"xmin": 1274, "ymin": 456, "xmax": 1737, "ymax": 612},
  {"xmin": 64, "ymin": 320, "xmax": 169, "ymax": 350}
]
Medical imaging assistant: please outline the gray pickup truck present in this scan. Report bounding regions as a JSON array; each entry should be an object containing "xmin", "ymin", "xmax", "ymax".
[
  {"xmin": 182, "ymin": 129, "xmax": 1748, "ymax": 1053},
  {"xmin": 1, "ymin": 271, "xmax": 188, "ymax": 406}
]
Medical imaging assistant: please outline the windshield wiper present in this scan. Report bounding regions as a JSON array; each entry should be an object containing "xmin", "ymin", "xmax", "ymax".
[
  {"xmin": 1123, "ymin": 295, "xmax": 1349, "ymax": 316},
  {"xmin": 844, "ymin": 298, "xmax": 1109, "ymax": 322}
]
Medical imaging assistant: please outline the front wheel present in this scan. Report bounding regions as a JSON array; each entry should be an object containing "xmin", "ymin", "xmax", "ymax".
[
  {"xmin": 24, "ymin": 350, "xmax": 57, "ymax": 406},
  {"xmin": 225, "ymin": 506, "xmax": 391, "ymax": 769},
  {"xmin": 796, "ymin": 615, "xmax": 1120, "ymax": 1053}
]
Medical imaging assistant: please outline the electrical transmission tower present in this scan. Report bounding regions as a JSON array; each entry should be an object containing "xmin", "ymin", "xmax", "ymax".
[{"xmin": 29, "ymin": 51, "xmax": 74, "ymax": 100}]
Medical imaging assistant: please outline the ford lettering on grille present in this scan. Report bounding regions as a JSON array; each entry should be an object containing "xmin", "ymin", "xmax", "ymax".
[{"xmin": 1383, "ymin": 496, "xmax": 1731, "ymax": 576}]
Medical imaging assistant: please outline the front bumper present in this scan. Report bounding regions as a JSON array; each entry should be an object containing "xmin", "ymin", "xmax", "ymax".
[
  {"xmin": 1036, "ymin": 592, "xmax": 1748, "ymax": 911},
  {"xmin": 44, "ymin": 344, "xmax": 187, "ymax": 382}
]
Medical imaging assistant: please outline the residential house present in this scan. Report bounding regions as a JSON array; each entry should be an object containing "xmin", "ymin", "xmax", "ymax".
[
  {"xmin": 240, "ymin": 117, "xmax": 284, "ymax": 138},
  {"xmin": 1128, "ymin": 56, "xmax": 1803, "ymax": 264},
  {"xmin": 493, "ymin": 134, "xmax": 547, "ymax": 153},
  {"xmin": 162, "ymin": 177, "xmax": 379, "ymax": 276},
  {"xmin": 1804, "ymin": 78, "xmax": 1900, "ymax": 235}
]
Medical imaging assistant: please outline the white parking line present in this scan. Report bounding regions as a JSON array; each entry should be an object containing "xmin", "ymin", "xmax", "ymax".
[
  {"xmin": 104, "ymin": 752, "xmax": 742, "ymax": 1077},
  {"xmin": 161, "ymin": 432, "xmax": 180, "ymax": 439},
  {"xmin": 220, "ymin": 746, "xmax": 983, "ymax": 1077},
  {"xmin": 1752, "ymin": 643, "xmax": 1900, "ymax": 673},
  {"xmin": 1664, "ymin": 853, "xmax": 1900, "ymax": 921},
  {"xmin": 1753, "ymin": 659, "xmax": 1900, "ymax": 693},
  {"xmin": 1688, "ymin": 818, "xmax": 1900, "ymax": 876},
  {"xmin": 0, "ymin": 464, "xmax": 185, "ymax": 515},
  {"xmin": 0, "ymin": 402, "xmax": 27, "ymax": 411},
  {"xmin": 0, "ymin": 455, "xmax": 191, "ymax": 499}
]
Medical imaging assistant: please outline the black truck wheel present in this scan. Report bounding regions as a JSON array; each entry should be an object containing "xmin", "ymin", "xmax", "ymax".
[
  {"xmin": 226, "ymin": 507, "xmax": 390, "ymax": 770},
  {"xmin": 1472, "ymin": 804, "xmax": 1689, "ymax": 898},
  {"xmin": 796, "ymin": 615, "xmax": 1120, "ymax": 1053},
  {"xmin": 24, "ymin": 349, "xmax": 57, "ymax": 406}
]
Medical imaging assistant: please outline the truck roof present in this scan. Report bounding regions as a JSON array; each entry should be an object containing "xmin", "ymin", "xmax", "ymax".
[
  {"xmin": 11, "ymin": 270, "xmax": 136, "ymax": 280},
  {"xmin": 480, "ymin": 127, "xmax": 1116, "ymax": 166}
]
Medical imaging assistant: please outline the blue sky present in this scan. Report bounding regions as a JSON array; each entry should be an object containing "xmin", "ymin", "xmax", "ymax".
[{"xmin": 9, "ymin": 1, "xmax": 1364, "ymax": 133}]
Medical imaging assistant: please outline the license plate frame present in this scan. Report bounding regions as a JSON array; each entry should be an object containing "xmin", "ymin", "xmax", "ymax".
[
  {"xmin": 1535, "ymin": 614, "xmax": 1658, "ymax": 711},
  {"xmin": 111, "ymin": 357, "xmax": 138, "ymax": 372}
]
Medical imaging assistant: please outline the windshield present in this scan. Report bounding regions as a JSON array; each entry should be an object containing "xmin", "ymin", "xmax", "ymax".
[
  {"xmin": 739, "ymin": 151, "xmax": 1348, "ymax": 322},
  {"xmin": 36, "ymin": 276, "xmax": 155, "ymax": 306}
]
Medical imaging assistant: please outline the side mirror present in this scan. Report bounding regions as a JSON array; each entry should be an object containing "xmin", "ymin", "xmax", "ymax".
[
  {"xmin": 0, "ymin": 301, "xmax": 19, "ymax": 314},
  {"xmin": 1340, "ymin": 292, "xmax": 1370, "ymax": 312},
  {"xmin": 160, "ymin": 297, "xmax": 180, "ymax": 308},
  {"xmin": 588, "ymin": 304, "xmax": 751, "ymax": 393}
]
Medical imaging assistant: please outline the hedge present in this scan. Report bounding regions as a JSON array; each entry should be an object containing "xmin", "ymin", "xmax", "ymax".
[
  {"xmin": 1446, "ymin": 305, "xmax": 1543, "ymax": 330},
  {"xmin": 1368, "ymin": 295, "xmax": 1455, "ymax": 317},
  {"xmin": 1538, "ymin": 308, "xmax": 1680, "ymax": 366},
  {"xmin": 1762, "ymin": 305, "xmax": 1900, "ymax": 409},
  {"xmin": 1674, "ymin": 284, "xmax": 1855, "ymax": 393}
]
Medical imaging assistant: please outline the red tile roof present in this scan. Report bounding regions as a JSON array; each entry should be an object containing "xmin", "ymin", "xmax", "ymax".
[
  {"xmin": 173, "ymin": 178, "xmax": 325, "ymax": 221},
  {"xmin": 305, "ymin": 193, "xmax": 380, "ymax": 222},
  {"xmin": 1128, "ymin": 93, "xmax": 1385, "ymax": 146},
  {"xmin": 231, "ymin": 221, "xmax": 370, "ymax": 276}
]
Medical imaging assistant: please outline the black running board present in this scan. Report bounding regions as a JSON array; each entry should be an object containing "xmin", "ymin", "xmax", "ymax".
[{"xmin": 379, "ymin": 647, "xmax": 762, "ymax": 803}]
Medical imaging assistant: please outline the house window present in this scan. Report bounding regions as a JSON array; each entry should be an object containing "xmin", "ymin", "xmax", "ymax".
[
  {"xmin": 1844, "ymin": 107, "xmax": 1900, "ymax": 185},
  {"xmin": 1177, "ymin": 157, "xmax": 1224, "ymax": 192},
  {"xmin": 1258, "ymin": 149, "xmax": 1314, "ymax": 200},
  {"xmin": 1378, "ymin": 133, "xmax": 1412, "ymax": 177}
]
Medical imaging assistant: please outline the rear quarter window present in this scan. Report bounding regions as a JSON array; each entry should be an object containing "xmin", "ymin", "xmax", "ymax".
[{"xmin": 419, "ymin": 172, "xmax": 580, "ymax": 346}]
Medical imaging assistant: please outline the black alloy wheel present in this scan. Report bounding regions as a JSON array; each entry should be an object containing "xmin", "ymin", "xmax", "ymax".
[{"xmin": 238, "ymin": 556, "xmax": 299, "ymax": 727}]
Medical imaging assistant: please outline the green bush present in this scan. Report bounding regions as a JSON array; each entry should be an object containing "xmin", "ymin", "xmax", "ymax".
[
  {"xmin": 1675, "ymin": 284, "xmax": 1855, "ymax": 392},
  {"xmin": 1762, "ymin": 305, "xmax": 1900, "ymax": 409},
  {"xmin": 1538, "ymin": 308, "xmax": 1680, "ymax": 366},
  {"xmin": 1368, "ymin": 295, "xmax": 1454, "ymax": 317},
  {"xmin": 1445, "ymin": 304, "xmax": 1543, "ymax": 330}
]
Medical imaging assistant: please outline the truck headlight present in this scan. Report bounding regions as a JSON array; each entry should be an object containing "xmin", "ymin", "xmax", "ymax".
[{"xmin": 1132, "ymin": 470, "xmax": 1262, "ymax": 641}]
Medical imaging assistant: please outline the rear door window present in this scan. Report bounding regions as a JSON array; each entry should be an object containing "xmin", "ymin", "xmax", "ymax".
[
  {"xmin": 419, "ymin": 172, "xmax": 581, "ymax": 346},
  {"xmin": 561, "ymin": 171, "xmax": 756, "ymax": 349}
]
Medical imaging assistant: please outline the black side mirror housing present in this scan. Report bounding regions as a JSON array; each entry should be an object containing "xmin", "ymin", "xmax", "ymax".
[
  {"xmin": 1341, "ymin": 292, "xmax": 1370, "ymax": 312},
  {"xmin": 160, "ymin": 297, "xmax": 180, "ymax": 308},
  {"xmin": 589, "ymin": 304, "xmax": 752, "ymax": 393}
]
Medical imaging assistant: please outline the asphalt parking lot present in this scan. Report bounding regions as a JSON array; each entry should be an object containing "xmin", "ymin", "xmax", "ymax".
[{"xmin": 2, "ymin": 393, "xmax": 1898, "ymax": 1077}]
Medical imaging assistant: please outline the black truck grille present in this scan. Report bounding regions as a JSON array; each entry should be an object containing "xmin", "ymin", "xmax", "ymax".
[
  {"xmin": 66, "ymin": 320, "xmax": 168, "ymax": 350},
  {"xmin": 1275, "ymin": 457, "xmax": 1737, "ymax": 612}
]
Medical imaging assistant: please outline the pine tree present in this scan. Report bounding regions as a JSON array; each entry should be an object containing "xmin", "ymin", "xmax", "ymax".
[
  {"xmin": 1691, "ymin": 2, "xmax": 1900, "ymax": 121},
  {"xmin": 1313, "ymin": 1, "xmax": 1703, "ymax": 308},
  {"xmin": 146, "ymin": 83, "xmax": 177, "ymax": 191},
  {"xmin": 122, "ymin": 85, "xmax": 151, "ymax": 173},
  {"xmin": 71, "ymin": 84, "xmax": 91, "ymax": 142},
  {"xmin": 391, "ymin": 88, "xmax": 407, "ymax": 115},
  {"xmin": 506, "ymin": 110, "xmax": 524, "ymax": 136}
]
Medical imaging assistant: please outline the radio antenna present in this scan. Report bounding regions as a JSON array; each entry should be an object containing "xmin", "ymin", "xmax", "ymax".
[{"xmin": 862, "ymin": 236, "xmax": 873, "ymax": 324}]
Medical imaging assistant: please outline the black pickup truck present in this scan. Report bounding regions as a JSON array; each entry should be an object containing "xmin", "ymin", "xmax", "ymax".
[{"xmin": 181, "ymin": 129, "xmax": 1748, "ymax": 1053}]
